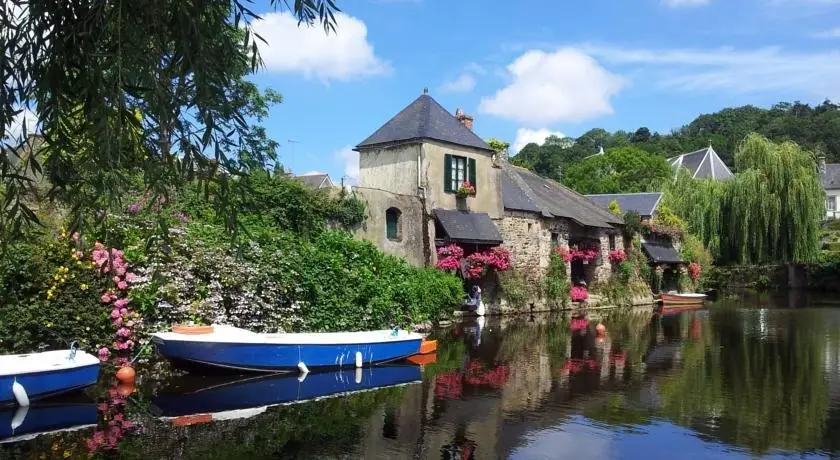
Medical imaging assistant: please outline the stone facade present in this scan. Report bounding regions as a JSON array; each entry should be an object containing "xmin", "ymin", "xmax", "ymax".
[{"xmin": 351, "ymin": 187, "xmax": 427, "ymax": 267}]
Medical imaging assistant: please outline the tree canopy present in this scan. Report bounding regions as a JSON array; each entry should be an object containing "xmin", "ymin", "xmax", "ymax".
[
  {"xmin": 561, "ymin": 146, "xmax": 672, "ymax": 195},
  {"xmin": 508, "ymin": 99, "xmax": 840, "ymax": 181},
  {"xmin": 0, "ymin": 0, "xmax": 340, "ymax": 241}
]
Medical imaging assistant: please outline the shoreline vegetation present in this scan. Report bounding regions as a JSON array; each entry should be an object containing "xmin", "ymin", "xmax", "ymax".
[{"xmin": 0, "ymin": 172, "xmax": 463, "ymax": 355}]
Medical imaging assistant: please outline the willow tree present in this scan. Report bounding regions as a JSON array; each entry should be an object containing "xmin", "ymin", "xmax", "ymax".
[
  {"xmin": 0, "ymin": 0, "xmax": 339, "ymax": 241},
  {"xmin": 661, "ymin": 167, "xmax": 727, "ymax": 257},
  {"xmin": 719, "ymin": 134, "xmax": 823, "ymax": 264}
]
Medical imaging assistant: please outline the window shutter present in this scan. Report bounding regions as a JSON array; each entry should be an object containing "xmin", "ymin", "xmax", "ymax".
[
  {"xmin": 444, "ymin": 154, "xmax": 453, "ymax": 193},
  {"xmin": 468, "ymin": 158, "xmax": 477, "ymax": 191}
]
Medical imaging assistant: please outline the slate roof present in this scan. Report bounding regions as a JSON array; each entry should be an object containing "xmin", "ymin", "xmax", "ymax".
[
  {"xmin": 501, "ymin": 163, "xmax": 623, "ymax": 229},
  {"xmin": 667, "ymin": 146, "xmax": 733, "ymax": 180},
  {"xmin": 585, "ymin": 193, "xmax": 662, "ymax": 218},
  {"xmin": 293, "ymin": 173, "xmax": 333, "ymax": 189},
  {"xmin": 356, "ymin": 94, "xmax": 493, "ymax": 152},
  {"xmin": 822, "ymin": 164, "xmax": 840, "ymax": 190},
  {"xmin": 642, "ymin": 240, "xmax": 682, "ymax": 264},
  {"xmin": 433, "ymin": 209, "xmax": 503, "ymax": 244}
]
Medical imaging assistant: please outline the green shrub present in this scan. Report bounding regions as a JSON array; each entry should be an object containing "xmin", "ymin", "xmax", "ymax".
[
  {"xmin": 0, "ymin": 231, "xmax": 113, "ymax": 353},
  {"xmin": 545, "ymin": 251, "xmax": 570, "ymax": 308},
  {"xmin": 498, "ymin": 269, "xmax": 530, "ymax": 311}
]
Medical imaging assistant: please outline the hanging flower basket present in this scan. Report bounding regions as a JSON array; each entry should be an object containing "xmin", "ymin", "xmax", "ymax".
[{"xmin": 456, "ymin": 181, "xmax": 476, "ymax": 198}]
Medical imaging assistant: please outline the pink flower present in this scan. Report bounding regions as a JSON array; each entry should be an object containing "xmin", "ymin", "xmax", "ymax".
[
  {"xmin": 114, "ymin": 298, "xmax": 129, "ymax": 309},
  {"xmin": 124, "ymin": 272, "xmax": 136, "ymax": 283},
  {"xmin": 117, "ymin": 281, "xmax": 128, "ymax": 290},
  {"xmin": 112, "ymin": 317, "xmax": 123, "ymax": 327},
  {"xmin": 97, "ymin": 347, "xmax": 110, "ymax": 361},
  {"xmin": 101, "ymin": 293, "xmax": 113, "ymax": 304},
  {"xmin": 570, "ymin": 286, "xmax": 589, "ymax": 302},
  {"xmin": 125, "ymin": 340, "xmax": 134, "ymax": 349},
  {"xmin": 110, "ymin": 309, "xmax": 121, "ymax": 319},
  {"xmin": 119, "ymin": 308, "xmax": 128, "ymax": 316},
  {"xmin": 117, "ymin": 327, "xmax": 131, "ymax": 338},
  {"xmin": 97, "ymin": 403, "xmax": 109, "ymax": 412},
  {"xmin": 113, "ymin": 276, "xmax": 122, "ymax": 284}
]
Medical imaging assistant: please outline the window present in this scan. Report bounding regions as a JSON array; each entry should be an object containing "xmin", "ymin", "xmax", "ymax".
[
  {"xmin": 386, "ymin": 208, "xmax": 402, "ymax": 241},
  {"xmin": 551, "ymin": 232, "xmax": 560, "ymax": 246},
  {"xmin": 827, "ymin": 196, "xmax": 837, "ymax": 212},
  {"xmin": 609, "ymin": 234, "xmax": 616, "ymax": 250},
  {"xmin": 444, "ymin": 154, "xmax": 477, "ymax": 193}
]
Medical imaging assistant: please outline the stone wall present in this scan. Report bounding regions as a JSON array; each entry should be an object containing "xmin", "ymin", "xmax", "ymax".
[
  {"xmin": 496, "ymin": 211, "xmax": 551, "ymax": 285},
  {"xmin": 352, "ymin": 187, "xmax": 428, "ymax": 267},
  {"xmin": 594, "ymin": 229, "xmax": 625, "ymax": 283}
]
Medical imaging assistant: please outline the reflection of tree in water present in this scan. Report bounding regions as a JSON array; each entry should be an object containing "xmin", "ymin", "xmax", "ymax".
[{"xmin": 656, "ymin": 308, "xmax": 832, "ymax": 454}]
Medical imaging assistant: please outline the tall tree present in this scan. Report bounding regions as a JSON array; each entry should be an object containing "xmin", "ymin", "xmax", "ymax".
[
  {"xmin": 561, "ymin": 146, "xmax": 672, "ymax": 195},
  {"xmin": 0, "ymin": 0, "xmax": 339, "ymax": 240},
  {"xmin": 719, "ymin": 134, "xmax": 823, "ymax": 264}
]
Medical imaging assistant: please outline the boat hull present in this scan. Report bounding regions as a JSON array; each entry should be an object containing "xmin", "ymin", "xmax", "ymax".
[
  {"xmin": 151, "ymin": 365, "xmax": 422, "ymax": 418},
  {"xmin": 659, "ymin": 293, "xmax": 707, "ymax": 306},
  {"xmin": 0, "ymin": 403, "xmax": 97, "ymax": 442},
  {"xmin": 0, "ymin": 364, "xmax": 99, "ymax": 406},
  {"xmin": 152, "ymin": 334, "xmax": 423, "ymax": 373}
]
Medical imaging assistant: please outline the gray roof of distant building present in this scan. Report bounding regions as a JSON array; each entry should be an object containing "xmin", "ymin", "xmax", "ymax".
[
  {"xmin": 822, "ymin": 164, "xmax": 840, "ymax": 190},
  {"xmin": 293, "ymin": 173, "xmax": 332, "ymax": 189},
  {"xmin": 667, "ymin": 146, "xmax": 733, "ymax": 180},
  {"xmin": 356, "ymin": 94, "xmax": 493, "ymax": 152},
  {"xmin": 501, "ymin": 163, "xmax": 623, "ymax": 229},
  {"xmin": 585, "ymin": 192, "xmax": 662, "ymax": 218}
]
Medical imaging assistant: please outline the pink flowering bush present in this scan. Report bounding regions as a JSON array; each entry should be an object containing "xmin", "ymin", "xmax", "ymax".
[
  {"xmin": 688, "ymin": 262, "xmax": 701, "ymax": 281},
  {"xmin": 608, "ymin": 249, "xmax": 627, "ymax": 264},
  {"xmin": 435, "ymin": 244, "xmax": 511, "ymax": 280},
  {"xmin": 569, "ymin": 247, "xmax": 599, "ymax": 262},
  {"xmin": 570, "ymin": 285, "xmax": 589, "ymax": 302},
  {"xmin": 553, "ymin": 245, "xmax": 572, "ymax": 263}
]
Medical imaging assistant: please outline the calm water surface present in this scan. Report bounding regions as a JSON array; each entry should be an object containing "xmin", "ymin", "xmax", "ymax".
[{"xmin": 4, "ymin": 292, "xmax": 840, "ymax": 459}]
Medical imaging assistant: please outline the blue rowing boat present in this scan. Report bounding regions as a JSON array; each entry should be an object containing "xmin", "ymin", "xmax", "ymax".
[
  {"xmin": 0, "ymin": 402, "xmax": 98, "ymax": 442},
  {"xmin": 0, "ymin": 349, "xmax": 100, "ymax": 406},
  {"xmin": 151, "ymin": 325, "xmax": 424, "ymax": 373},
  {"xmin": 150, "ymin": 365, "xmax": 422, "ymax": 422}
]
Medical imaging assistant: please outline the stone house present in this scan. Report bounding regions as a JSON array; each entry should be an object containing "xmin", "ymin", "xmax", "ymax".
[
  {"xmin": 351, "ymin": 92, "xmax": 626, "ymax": 304},
  {"xmin": 819, "ymin": 156, "xmax": 840, "ymax": 220}
]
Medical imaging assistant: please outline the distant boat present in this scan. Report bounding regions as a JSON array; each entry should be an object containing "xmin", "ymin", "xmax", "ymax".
[
  {"xmin": 151, "ymin": 325, "xmax": 424, "ymax": 373},
  {"xmin": 658, "ymin": 292, "xmax": 707, "ymax": 306},
  {"xmin": 1, "ymin": 349, "xmax": 100, "ymax": 406},
  {"xmin": 0, "ymin": 402, "xmax": 97, "ymax": 443},
  {"xmin": 150, "ymin": 365, "xmax": 422, "ymax": 424}
]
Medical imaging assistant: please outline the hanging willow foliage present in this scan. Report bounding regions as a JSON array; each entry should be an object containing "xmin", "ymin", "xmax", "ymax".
[
  {"xmin": 661, "ymin": 167, "xmax": 726, "ymax": 257},
  {"xmin": 719, "ymin": 134, "xmax": 823, "ymax": 264},
  {"xmin": 662, "ymin": 133, "xmax": 822, "ymax": 265}
]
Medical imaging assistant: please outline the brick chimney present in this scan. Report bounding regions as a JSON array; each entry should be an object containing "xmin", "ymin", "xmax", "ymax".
[{"xmin": 455, "ymin": 107, "xmax": 474, "ymax": 130}]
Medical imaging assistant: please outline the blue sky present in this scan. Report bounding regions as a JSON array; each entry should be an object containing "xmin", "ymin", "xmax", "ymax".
[{"xmin": 247, "ymin": 0, "xmax": 840, "ymax": 183}]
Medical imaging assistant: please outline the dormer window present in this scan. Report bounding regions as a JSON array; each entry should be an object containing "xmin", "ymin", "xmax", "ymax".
[{"xmin": 444, "ymin": 154, "xmax": 477, "ymax": 194}]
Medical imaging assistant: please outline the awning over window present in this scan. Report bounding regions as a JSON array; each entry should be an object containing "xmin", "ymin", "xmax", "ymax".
[
  {"xmin": 642, "ymin": 240, "xmax": 682, "ymax": 264},
  {"xmin": 434, "ymin": 209, "xmax": 503, "ymax": 245}
]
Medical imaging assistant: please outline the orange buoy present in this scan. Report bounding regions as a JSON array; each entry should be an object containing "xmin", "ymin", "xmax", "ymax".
[
  {"xmin": 116, "ymin": 366, "xmax": 136, "ymax": 383},
  {"xmin": 595, "ymin": 323, "xmax": 607, "ymax": 337},
  {"xmin": 117, "ymin": 382, "xmax": 135, "ymax": 397}
]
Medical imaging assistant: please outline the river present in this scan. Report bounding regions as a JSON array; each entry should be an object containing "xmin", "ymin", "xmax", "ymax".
[{"xmin": 4, "ymin": 292, "xmax": 840, "ymax": 459}]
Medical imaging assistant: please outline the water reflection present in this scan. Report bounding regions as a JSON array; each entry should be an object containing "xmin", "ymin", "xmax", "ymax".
[{"xmin": 5, "ymin": 297, "xmax": 840, "ymax": 459}]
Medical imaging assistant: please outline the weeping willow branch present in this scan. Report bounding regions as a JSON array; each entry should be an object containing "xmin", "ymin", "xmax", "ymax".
[{"xmin": 662, "ymin": 133, "xmax": 823, "ymax": 265}]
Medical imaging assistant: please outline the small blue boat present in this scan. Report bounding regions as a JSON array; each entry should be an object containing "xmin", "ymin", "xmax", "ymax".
[
  {"xmin": 1, "ymin": 349, "xmax": 100, "ymax": 406},
  {"xmin": 0, "ymin": 403, "xmax": 98, "ymax": 442},
  {"xmin": 151, "ymin": 325, "xmax": 424, "ymax": 373},
  {"xmin": 150, "ymin": 365, "xmax": 422, "ymax": 422}
]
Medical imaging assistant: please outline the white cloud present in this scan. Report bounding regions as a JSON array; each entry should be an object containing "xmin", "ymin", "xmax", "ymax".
[
  {"xmin": 662, "ymin": 0, "xmax": 710, "ymax": 7},
  {"xmin": 251, "ymin": 12, "xmax": 390, "ymax": 82},
  {"xmin": 478, "ymin": 48, "xmax": 624, "ymax": 125},
  {"xmin": 332, "ymin": 146, "xmax": 359, "ymax": 184},
  {"xmin": 582, "ymin": 44, "xmax": 840, "ymax": 97},
  {"xmin": 512, "ymin": 128, "xmax": 566, "ymax": 154},
  {"xmin": 813, "ymin": 27, "xmax": 840, "ymax": 38},
  {"xmin": 440, "ymin": 73, "xmax": 476, "ymax": 93},
  {"xmin": 464, "ymin": 62, "xmax": 488, "ymax": 75}
]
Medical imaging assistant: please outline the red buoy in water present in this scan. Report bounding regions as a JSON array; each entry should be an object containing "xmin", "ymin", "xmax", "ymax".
[
  {"xmin": 116, "ymin": 366, "xmax": 136, "ymax": 383},
  {"xmin": 596, "ymin": 323, "xmax": 607, "ymax": 336}
]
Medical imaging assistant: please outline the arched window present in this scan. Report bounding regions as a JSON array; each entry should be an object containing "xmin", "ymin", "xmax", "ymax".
[{"xmin": 386, "ymin": 207, "xmax": 402, "ymax": 241}]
